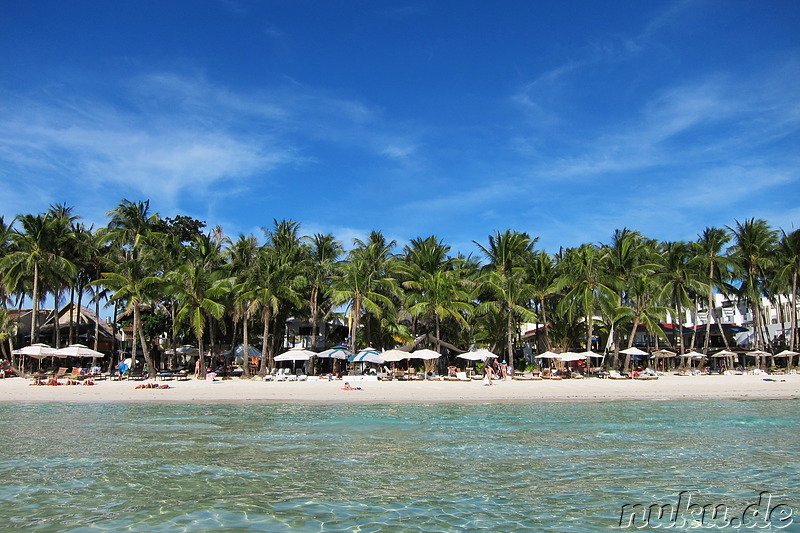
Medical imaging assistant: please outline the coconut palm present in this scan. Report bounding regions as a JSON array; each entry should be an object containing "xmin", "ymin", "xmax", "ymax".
[
  {"xmin": 305, "ymin": 233, "xmax": 343, "ymax": 351},
  {"xmin": 332, "ymin": 231, "xmax": 399, "ymax": 354},
  {"xmin": 556, "ymin": 244, "xmax": 616, "ymax": 354},
  {"xmin": 525, "ymin": 250, "xmax": 558, "ymax": 352},
  {"xmin": 93, "ymin": 254, "xmax": 162, "ymax": 377},
  {"xmin": 728, "ymin": 219, "xmax": 779, "ymax": 351},
  {"xmin": 693, "ymin": 227, "xmax": 733, "ymax": 352},
  {"xmin": 656, "ymin": 241, "xmax": 707, "ymax": 355},
  {"xmin": 474, "ymin": 230, "xmax": 538, "ymax": 372},
  {"xmin": 1, "ymin": 213, "xmax": 76, "ymax": 344},
  {"xmin": 165, "ymin": 261, "xmax": 229, "ymax": 378},
  {"xmin": 774, "ymin": 229, "xmax": 800, "ymax": 350}
]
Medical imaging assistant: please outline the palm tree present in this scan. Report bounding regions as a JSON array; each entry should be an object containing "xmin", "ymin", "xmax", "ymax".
[
  {"xmin": 556, "ymin": 244, "xmax": 616, "ymax": 354},
  {"xmin": 244, "ymin": 220, "xmax": 306, "ymax": 374},
  {"xmin": 728, "ymin": 219, "xmax": 779, "ymax": 351},
  {"xmin": 104, "ymin": 199, "xmax": 160, "ymax": 254},
  {"xmin": 693, "ymin": 227, "xmax": 733, "ymax": 352},
  {"xmin": 166, "ymin": 262, "xmax": 229, "ymax": 378},
  {"xmin": 305, "ymin": 233, "xmax": 343, "ymax": 351},
  {"xmin": 474, "ymin": 230, "xmax": 537, "ymax": 372},
  {"xmin": 1, "ymin": 213, "xmax": 76, "ymax": 344},
  {"xmin": 657, "ymin": 241, "xmax": 707, "ymax": 355},
  {"xmin": 332, "ymin": 231, "xmax": 399, "ymax": 354},
  {"xmin": 405, "ymin": 268, "xmax": 473, "ymax": 354},
  {"xmin": 93, "ymin": 255, "xmax": 162, "ymax": 377},
  {"xmin": 526, "ymin": 251, "xmax": 558, "ymax": 352},
  {"xmin": 228, "ymin": 233, "xmax": 260, "ymax": 376},
  {"xmin": 775, "ymin": 229, "xmax": 800, "ymax": 351}
]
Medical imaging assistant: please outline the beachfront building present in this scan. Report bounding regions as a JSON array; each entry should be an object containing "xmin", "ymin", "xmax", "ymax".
[
  {"xmin": 520, "ymin": 292, "xmax": 799, "ymax": 358},
  {"xmin": 8, "ymin": 304, "xmax": 119, "ymax": 351},
  {"xmin": 685, "ymin": 293, "xmax": 799, "ymax": 351}
]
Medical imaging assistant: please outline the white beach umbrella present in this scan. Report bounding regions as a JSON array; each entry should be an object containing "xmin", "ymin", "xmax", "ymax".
[
  {"xmin": 714, "ymin": 349, "xmax": 739, "ymax": 357},
  {"xmin": 620, "ymin": 347, "xmax": 649, "ymax": 356},
  {"xmin": 559, "ymin": 352, "xmax": 586, "ymax": 362},
  {"xmin": 380, "ymin": 349, "xmax": 410, "ymax": 362},
  {"xmin": 274, "ymin": 348, "xmax": 315, "ymax": 362},
  {"xmin": 535, "ymin": 351, "xmax": 561, "ymax": 359},
  {"xmin": 651, "ymin": 349, "xmax": 677, "ymax": 358},
  {"xmin": 410, "ymin": 349, "xmax": 441, "ymax": 360},
  {"xmin": 233, "ymin": 345, "xmax": 262, "ymax": 359},
  {"xmin": 13, "ymin": 343, "xmax": 57, "ymax": 359},
  {"xmin": 54, "ymin": 344, "xmax": 104, "ymax": 358},
  {"xmin": 457, "ymin": 348, "xmax": 497, "ymax": 361},
  {"xmin": 746, "ymin": 349, "xmax": 772, "ymax": 369},
  {"xmin": 774, "ymin": 349, "xmax": 800, "ymax": 368},
  {"xmin": 175, "ymin": 345, "xmax": 199, "ymax": 355}
]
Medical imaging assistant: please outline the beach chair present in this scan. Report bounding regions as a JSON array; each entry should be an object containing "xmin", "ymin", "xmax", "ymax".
[
  {"xmin": 54, "ymin": 367, "xmax": 69, "ymax": 379},
  {"xmin": 274, "ymin": 368, "xmax": 287, "ymax": 382},
  {"xmin": 608, "ymin": 370, "xmax": 630, "ymax": 380}
]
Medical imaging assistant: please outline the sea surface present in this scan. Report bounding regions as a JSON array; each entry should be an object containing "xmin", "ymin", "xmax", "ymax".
[{"xmin": 0, "ymin": 400, "xmax": 798, "ymax": 532}]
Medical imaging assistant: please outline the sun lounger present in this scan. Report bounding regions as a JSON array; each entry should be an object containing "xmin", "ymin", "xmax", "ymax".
[{"xmin": 608, "ymin": 370, "xmax": 630, "ymax": 380}]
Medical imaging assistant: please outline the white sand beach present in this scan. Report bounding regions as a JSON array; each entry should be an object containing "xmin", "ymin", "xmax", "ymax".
[{"xmin": 0, "ymin": 373, "xmax": 798, "ymax": 403}]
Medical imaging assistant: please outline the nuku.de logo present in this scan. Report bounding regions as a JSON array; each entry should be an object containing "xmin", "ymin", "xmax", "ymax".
[{"xmin": 618, "ymin": 491, "xmax": 793, "ymax": 529}]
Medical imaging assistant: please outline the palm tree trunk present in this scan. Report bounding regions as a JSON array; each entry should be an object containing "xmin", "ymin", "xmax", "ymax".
[
  {"xmin": 93, "ymin": 289, "xmax": 100, "ymax": 351},
  {"xmin": 677, "ymin": 303, "xmax": 685, "ymax": 355},
  {"xmin": 31, "ymin": 262, "xmax": 39, "ymax": 344},
  {"xmin": 68, "ymin": 286, "xmax": 75, "ymax": 344},
  {"xmin": 540, "ymin": 299, "xmax": 550, "ymax": 351},
  {"xmin": 259, "ymin": 307, "xmax": 272, "ymax": 374},
  {"xmin": 626, "ymin": 316, "xmax": 640, "ymax": 371},
  {"xmin": 791, "ymin": 270, "xmax": 798, "ymax": 351},
  {"xmin": 310, "ymin": 286, "xmax": 319, "ymax": 350},
  {"xmin": 137, "ymin": 313, "xmax": 156, "ymax": 378},
  {"xmin": 198, "ymin": 335, "xmax": 205, "ymax": 379},
  {"xmin": 507, "ymin": 305, "xmax": 515, "ymax": 373},
  {"xmin": 242, "ymin": 306, "xmax": 250, "ymax": 377},
  {"xmin": 131, "ymin": 305, "xmax": 139, "ymax": 376}
]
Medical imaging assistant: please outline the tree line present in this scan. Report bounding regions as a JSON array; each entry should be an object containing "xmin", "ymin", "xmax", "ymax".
[{"xmin": 0, "ymin": 199, "xmax": 798, "ymax": 375}]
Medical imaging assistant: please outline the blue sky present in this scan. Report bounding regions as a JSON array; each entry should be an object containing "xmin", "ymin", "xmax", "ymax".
[{"xmin": 1, "ymin": 0, "xmax": 799, "ymax": 256}]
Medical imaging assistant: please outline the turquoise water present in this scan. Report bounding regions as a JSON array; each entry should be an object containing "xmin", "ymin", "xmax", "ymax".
[{"xmin": 0, "ymin": 400, "xmax": 798, "ymax": 532}]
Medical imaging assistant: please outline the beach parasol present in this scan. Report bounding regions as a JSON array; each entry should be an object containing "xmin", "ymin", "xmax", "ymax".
[
  {"xmin": 380, "ymin": 349, "xmax": 410, "ymax": 362},
  {"xmin": 535, "ymin": 351, "xmax": 561, "ymax": 359},
  {"xmin": 175, "ymin": 345, "xmax": 199, "ymax": 355},
  {"xmin": 620, "ymin": 347, "xmax": 649, "ymax": 356},
  {"xmin": 651, "ymin": 349, "xmax": 677, "ymax": 358},
  {"xmin": 559, "ymin": 352, "xmax": 587, "ymax": 362},
  {"xmin": 746, "ymin": 349, "xmax": 771, "ymax": 369},
  {"xmin": 349, "ymin": 347, "xmax": 384, "ymax": 364},
  {"xmin": 457, "ymin": 348, "xmax": 497, "ymax": 362},
  {"xmin": 274, "ymin": 348, "xmax": 315, "ymax": 362},
  {"xmin": 317, "ymin": 346, "xmax": 351, "ymax": 360},
  {"xmin": 13, "ymin": 343, "xmax": 57, "ymax": 359},
  {"xmin": 775, "ymin": 349, "xmax": 800, "ymax": 368},
  {"xmin": 410, "ymin": 349, "xmax": 441, "ymax": 360},
  {"xmin": 54, "ymin": 344, "xmax": 105, "ymax": 358}
]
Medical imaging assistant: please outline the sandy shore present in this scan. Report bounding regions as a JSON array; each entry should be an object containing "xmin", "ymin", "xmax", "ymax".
[{"xmin": 0, "ymin": 373, "xmax": 799, "ymax": 403}]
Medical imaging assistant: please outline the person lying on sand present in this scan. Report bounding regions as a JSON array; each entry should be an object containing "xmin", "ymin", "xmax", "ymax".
[
  {"xmin": 135, "ymin": 383, "xmax": 171, "ymax": 389},
  {"xmin": 341, "ymin": 382, "xmax": 362, "ymax": 391}
]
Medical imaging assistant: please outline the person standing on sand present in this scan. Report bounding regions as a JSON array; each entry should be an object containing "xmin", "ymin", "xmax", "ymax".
[{"xmin": 483, "ymin": 364, "xmax": 494, "ymax": 386}]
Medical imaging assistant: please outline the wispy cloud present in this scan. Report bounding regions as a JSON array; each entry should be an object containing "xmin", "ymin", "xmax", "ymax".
[{"xmin": 0, "ymin": 71, "xmax": 420, "ymax": 216}]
